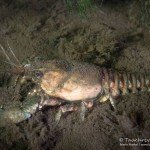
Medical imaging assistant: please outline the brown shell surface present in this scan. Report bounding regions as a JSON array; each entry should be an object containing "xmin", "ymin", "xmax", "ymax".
[{"xmin": 40, "ymin": 60, "xmax": 102, "ymax": 101}]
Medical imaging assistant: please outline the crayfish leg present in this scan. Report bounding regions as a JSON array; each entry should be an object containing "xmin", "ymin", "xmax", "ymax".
[
  {"xmin": 80, "ymin": 101, "xmax": 94, "ymax": 121},
  {"xmin": 109, "ymin": 95, "xmax": 117, "ymax": 111},
  {"xmin": 99, "ymin": 95, "xmax": 109, "ymax": 103},
  {"xmin": 100, "ymin": 86, "xmax": 117, "ymax": 110},
  {"xmin": 41, "ymin": 98, "xmax": 62, "ymax": 107},
  {"xmin": 55, "ymin": 109, "xmax": 63, "ymax": 123},
  {"xmin": 39, "ymin": 93, "xmax": 62, "ymax": 109},
  {"xmin": 55, "ymin": 104, "xmax": 78, "ymax": 123},
  {"xmin": 99, "ymin": 94, "xmax": 117, "ymax": 110},
  {"xmin": 80, "ymin": 101, "xmax": 87, "ymax": 121}
]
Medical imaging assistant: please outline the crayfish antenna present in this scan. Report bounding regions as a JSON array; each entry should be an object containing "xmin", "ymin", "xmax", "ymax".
[
  {"xmin": 0, "ymin": 43, "xmax": 16, "ymax": 66},
  {"xmin": 7, "ymin": 40, "xmax": 21, "ymax": 66}
]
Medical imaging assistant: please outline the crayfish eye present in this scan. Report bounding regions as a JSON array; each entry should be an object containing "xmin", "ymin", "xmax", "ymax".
[{"xmin": 35, "ymin": 71, "xmax": 43, "ymax": 78}]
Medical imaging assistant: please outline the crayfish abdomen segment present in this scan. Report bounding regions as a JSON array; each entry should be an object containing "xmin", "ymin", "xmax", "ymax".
[{"xmin": 101, "ymin": 68, "xmax": 150, "ymax": 98}]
